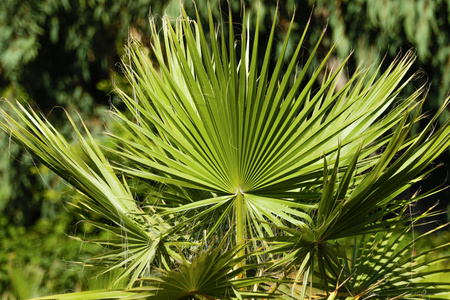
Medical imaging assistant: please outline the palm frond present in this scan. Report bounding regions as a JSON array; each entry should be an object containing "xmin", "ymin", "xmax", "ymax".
[{"xmin": 0, "ymin": 101, "xmax": 173, "ymax": 287}]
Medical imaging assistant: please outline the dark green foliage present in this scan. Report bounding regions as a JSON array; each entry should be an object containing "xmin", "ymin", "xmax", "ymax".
[
  {"xmin": 0, "ymin": 0, "xmax": 164, "ymax": 114},
  {"xmin": 0, "ymin": 210, "xmax": 98, "ymax": 297}
]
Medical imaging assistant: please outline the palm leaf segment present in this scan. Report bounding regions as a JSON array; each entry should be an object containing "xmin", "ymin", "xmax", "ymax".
[{"xmin": 337, "ymin": 225, "xmax": 450, "ymax": 299}]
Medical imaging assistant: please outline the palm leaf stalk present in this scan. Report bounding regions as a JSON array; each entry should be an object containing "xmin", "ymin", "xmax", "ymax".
[{"xmin": 0, "ymin": 3, "xmax": 449, "ymax": 300}]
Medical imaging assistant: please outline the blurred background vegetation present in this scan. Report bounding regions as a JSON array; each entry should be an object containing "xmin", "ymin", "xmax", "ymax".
[{"xmin": 0, "ymin": 0, "xmax": 448, "ymax": 298}]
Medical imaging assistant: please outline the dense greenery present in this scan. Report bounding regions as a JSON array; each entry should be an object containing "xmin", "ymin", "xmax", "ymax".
[
  {"xmin": 0, "ymin": 1, "xmax": 449, "ymax": 298},
  {"xmin": 1, "ymin": 4, "xmax": 449, "ymax": 299}
]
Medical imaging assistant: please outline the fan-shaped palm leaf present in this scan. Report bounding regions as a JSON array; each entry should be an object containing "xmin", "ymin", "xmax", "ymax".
[{"xmin": 112, "ymin": 3, "xmax": 450, "ymax": 269}]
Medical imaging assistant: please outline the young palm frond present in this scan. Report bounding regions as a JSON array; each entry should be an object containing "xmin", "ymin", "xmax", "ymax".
[
  {"xmin": 35, "ymin": 242, "xmax": 277, "ymax": 300},
  {"xmin": 0, "ymin": 3, "xmax": 449, "ymax": 300}
]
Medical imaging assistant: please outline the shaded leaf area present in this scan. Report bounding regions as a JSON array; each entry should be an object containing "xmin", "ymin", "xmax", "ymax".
[
  {"xmin": 0, "ymin": 3, "xmax": 449, "ymax": 300},
  {"xmin": 0, "ymin": 0, "xmax": 162, "ymax": 113}
]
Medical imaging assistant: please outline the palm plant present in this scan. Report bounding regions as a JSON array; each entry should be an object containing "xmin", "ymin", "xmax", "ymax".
[{"xmin": 1, "ymin": 4, "xmax": 449, "ymax": 300}]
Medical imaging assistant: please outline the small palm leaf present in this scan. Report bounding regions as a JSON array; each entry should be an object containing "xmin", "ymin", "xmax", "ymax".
[
  {"xmin": 34, "ymin": 243, "xmax": 279, "ymax": 300},
  {"xmin": 128, "ymin": 243, "xmax": 278, "ymax": 300}
]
